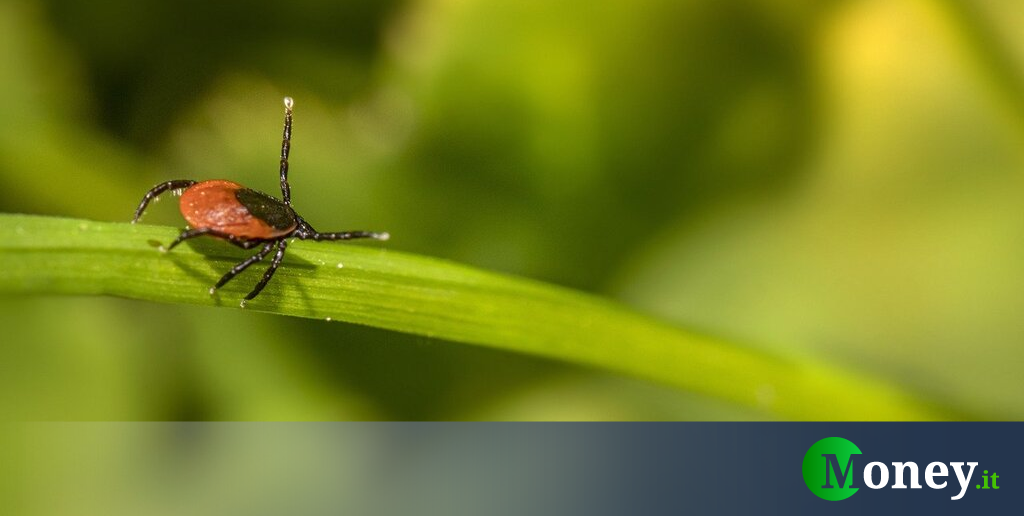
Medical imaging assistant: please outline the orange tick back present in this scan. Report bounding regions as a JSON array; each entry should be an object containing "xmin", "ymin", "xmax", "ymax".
[{"xmin": 179, "ymin": 180, "xmax": 297, "ymax": 240}]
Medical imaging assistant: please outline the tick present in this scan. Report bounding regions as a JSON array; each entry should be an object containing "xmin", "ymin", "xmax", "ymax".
[{"xmin": 132, "ymin": 97, "xmax": 389, "ymax": 306}]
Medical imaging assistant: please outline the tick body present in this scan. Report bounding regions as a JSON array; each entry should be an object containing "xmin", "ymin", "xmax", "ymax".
[
  {"xmin": 132, "ymin": 97, "xmax": 389, "ymax": 306},
  {"xmin": 179, "ymin": 180, "xmax": 297, "ymax": 239}
]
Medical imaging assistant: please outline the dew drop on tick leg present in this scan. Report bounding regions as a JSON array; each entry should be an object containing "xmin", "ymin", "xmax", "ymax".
[{"xmin": 325, "ymin": 317, "xmax": 332, "ymax": 322}]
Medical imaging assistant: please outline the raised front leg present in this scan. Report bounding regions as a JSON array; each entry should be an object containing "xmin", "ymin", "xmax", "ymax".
[{"xmin": 279, "ymin": 97, "xmax": 294, "ymax": 205}]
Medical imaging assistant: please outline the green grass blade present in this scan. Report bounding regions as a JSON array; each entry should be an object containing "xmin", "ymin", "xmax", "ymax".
[{"xmin": 0, "ymin": 213, "xmax": 952, "ymax": 420}]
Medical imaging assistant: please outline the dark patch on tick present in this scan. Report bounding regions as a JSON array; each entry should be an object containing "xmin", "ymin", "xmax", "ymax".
[{"xmin": 235, "ymin": 188, "xmax": 296, "ymax": 230}]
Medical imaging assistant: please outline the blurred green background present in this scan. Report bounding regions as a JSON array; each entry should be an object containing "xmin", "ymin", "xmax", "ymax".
[{"xmin": 1, "ymin": 0, "xmax": 1023, "ymax": 422}]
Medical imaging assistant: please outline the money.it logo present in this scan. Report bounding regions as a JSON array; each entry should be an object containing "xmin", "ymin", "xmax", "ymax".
[{"xmin": 802, "ymin": 437, "xmax": 862, "ymax": 501}]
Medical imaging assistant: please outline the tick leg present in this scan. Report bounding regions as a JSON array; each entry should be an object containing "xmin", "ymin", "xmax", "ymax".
[
  {"xmin": 293, "ymin": 219, "xmax": 389, "ymax": 242},
  {"xmin": 302, "ymin": 230, "xmax": 390, "ymax": 242},
  {"xmin": 164, "ymin": 228, "xmax": 262, "ymax": 251},
  {"xmin": 279, "ymin": 97, "xmax": 294, "ymax": 206},
  {"xmin": 242, "ymin": 239, "xmax": 289, "ymax": 305},
  {"xmin": 132, "ymin": 180, "xmax": 197, "ymax": 223},
  {"xmin": 211, "ymin": 241, "xmax": 275, "ymax": 295},
  {"xmin": 164, "ymin": 228, "xmax": 213, "ymax": 252}
]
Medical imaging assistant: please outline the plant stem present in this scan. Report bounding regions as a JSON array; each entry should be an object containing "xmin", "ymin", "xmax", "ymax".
[{"xmin": 0, "ymin": 213, "xmax": 953, "ymax": 420}]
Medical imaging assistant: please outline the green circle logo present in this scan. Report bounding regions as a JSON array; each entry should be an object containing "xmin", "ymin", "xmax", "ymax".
[{"xmin": 803, "ymin": 437, "xmax": 862, "ymax": 501}]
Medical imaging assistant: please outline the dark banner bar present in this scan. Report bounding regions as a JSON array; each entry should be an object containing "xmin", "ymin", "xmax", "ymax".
[{"xmin": 5, "ymin": 423, "xmax": 1018, "ymax": 515}]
